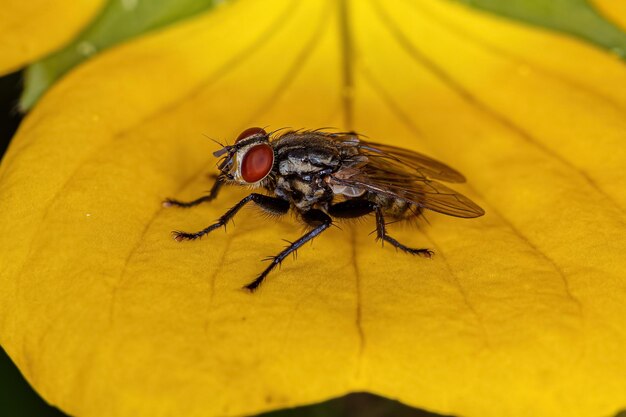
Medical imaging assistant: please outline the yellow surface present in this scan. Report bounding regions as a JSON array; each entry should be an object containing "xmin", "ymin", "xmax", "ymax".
[
  {"xmin": 0, "ymin": 0, "xmax": 104, "ymax": 75},
  {"xmin": 1, "ymin": 1, "xmax": 626, "ymax": 417},
  {"xmin": 593, "ymin": 0, "xmax": 626, "ymax": 34}
]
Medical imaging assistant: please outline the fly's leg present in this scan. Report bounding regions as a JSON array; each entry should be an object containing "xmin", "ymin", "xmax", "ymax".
[
  {"xmin": 328, "ymin": 199, "xmax": 376, "ymax": 218},
  {"xmin": 329, "ymin": 200, "xmax": 432, "ymax": 257},
  {"xmin": 375, "ymin": 206, "xmax": 433, "ymax": 257},
  {"xmin": 163, "ymin": 176, "xmax": 223, "ymax": 208},
  {"xmin": 244, "ymin": 209, "xmax": 332, "ymax": 292},
  {"xmin": 172, "ymin": 194, "xmax": 289, "ymax": 241}
]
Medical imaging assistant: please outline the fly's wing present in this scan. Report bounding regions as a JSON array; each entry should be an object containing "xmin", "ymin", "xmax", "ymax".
[
  {"xmin": 316, "ymin": 131, "xmax": 482, "ymax": 217},
  {"xmin": 354, "ymin": 138, "xmax": 466, "ymax": 183},
  {"xmin": 331, "ymin": 157, "xmax": 485, "ymax": 218}
]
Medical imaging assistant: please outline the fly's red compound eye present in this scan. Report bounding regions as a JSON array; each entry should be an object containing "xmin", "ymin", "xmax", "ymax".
[
  {"xmin": 241, "ymin": 144, "xmax": 274, "ymax": 183},
  {"xmin": 235, "ymin": 127, "xmax": 267, "ymax": 143}
]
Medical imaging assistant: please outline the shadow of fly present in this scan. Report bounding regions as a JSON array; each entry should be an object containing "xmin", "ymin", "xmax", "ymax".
[{"xmin": 164, "ymin": 128, "xmax": 484, "ymax": 291}]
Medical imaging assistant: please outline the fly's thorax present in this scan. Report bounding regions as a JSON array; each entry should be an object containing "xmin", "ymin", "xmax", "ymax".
[
  {"xmin": 275, "ymin": 174, "xmax": 332, "ymax": 211},
  {"xmin": 275, "ymin": 147, "xmax": 340, "ymax": 178}
]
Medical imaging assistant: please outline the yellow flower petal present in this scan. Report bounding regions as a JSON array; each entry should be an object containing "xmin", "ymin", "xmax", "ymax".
[
  {"xmin": 593, "ymin": 0, "xmax": 626, "ymax": 37},
  {"xmin": 1, "ymin": 1, "xmax": 626, "ymax": 417},
  {"xmin": 0, "ymin": 0, "xmax": 104, "ymax": 75}
]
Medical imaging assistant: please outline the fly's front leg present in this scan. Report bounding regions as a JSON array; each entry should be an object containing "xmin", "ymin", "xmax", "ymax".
[
  {"xmin": 375, "ymin": 206, "xmax": 433, "ymax": 257},
  {"xmin": 244, "ymin": 209, "xmax": 332, "ymax": 292},
  {"xmin": 172, "ymin": 194, "xmax": 289, "ymax": 241},
  {"xmin": 163, "ymin": 175, "xmax": 224, "ymax": 208}
]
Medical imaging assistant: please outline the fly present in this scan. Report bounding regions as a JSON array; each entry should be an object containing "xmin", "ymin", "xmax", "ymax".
[{"xmin": 164, "ymin": 128, "xmax": 485, "ymax": 291}]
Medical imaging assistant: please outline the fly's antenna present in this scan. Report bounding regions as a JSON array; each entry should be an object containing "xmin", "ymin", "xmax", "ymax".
[
  {"xmin": 202, "ymin": 133, "xmax": 228, "ymax": 148},
  {"xmin": 203, "ymin": 133, "xmax": 233, "ymax": 158}
]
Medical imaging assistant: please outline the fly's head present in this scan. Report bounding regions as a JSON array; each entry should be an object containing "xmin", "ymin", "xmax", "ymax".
[{"xmin": 213, "ymin": 127, "xmax": 275, "ymax": 187}]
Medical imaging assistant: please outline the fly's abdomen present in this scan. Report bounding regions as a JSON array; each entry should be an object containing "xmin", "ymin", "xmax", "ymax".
[{"xmin": 369, "ymin": 192, "xmax": 422, "ymax": 219}]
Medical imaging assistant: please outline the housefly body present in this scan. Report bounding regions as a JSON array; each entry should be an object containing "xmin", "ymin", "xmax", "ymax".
[{"xmin": 164, "ymin": 128, "xmax": 484, "ymax": 291}]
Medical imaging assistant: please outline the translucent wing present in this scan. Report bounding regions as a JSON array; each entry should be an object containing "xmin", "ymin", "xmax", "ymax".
[
  {"xmin": 332, "ymin": 166, "xmax": 484, "ymax": 218},
  {"xmin": 327, "ymin": 134, "xmax": 484, "ymax": 218},
  {"xmin": 353, "ymin": 137, "xmax": 466, "ymax": 183}
]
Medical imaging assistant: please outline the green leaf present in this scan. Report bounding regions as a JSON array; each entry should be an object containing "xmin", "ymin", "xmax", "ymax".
[
  {"xmin": 258, "ymin": 393, "xmax": 446, "ymax": 417},
  {"xmin": 0, "ymin": 346, "xmax": 67, "ymax": 417},
  {"xmin": 19, "ymin": 0, "xmax": 224, "ymax": 111},
  {"xmin": 449, "ymin": 0, "xmax": 626, "ymax": 58}
]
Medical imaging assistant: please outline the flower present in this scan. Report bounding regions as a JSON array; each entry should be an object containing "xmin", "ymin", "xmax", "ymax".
[
  {"xmin": 1, "ymin": 1, "xmax": 626, "ymax": 417},
  {"xmin": 0, "ymin": 0, "xmax": 104, "ymax": 74}
]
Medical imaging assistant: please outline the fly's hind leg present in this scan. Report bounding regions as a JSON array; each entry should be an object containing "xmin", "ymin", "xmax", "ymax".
[
  {"xmin": 328, "ymin": 199, "xmax": 432, "ymax": 257},
  {"xmin": 244, "ymin": 209, "xmax": 332, "ymax": 292},
  {"xmin": 375, "ymin": 206, "xmax": 433, "ymax": 257}
]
